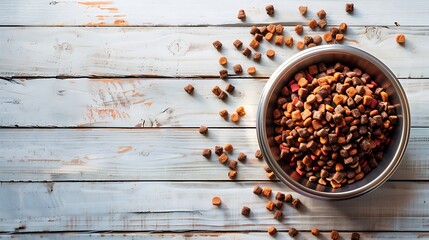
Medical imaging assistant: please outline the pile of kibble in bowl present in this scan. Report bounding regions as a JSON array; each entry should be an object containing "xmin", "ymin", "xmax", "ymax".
[{"xmin": 273, "ymin": 62, "xmax": 397, "ymax": 188}]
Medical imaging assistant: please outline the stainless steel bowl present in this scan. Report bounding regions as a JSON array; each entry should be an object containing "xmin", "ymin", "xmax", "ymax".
[{"xmin": 256, "ymin": 45, "xmax": 410, "ymax": 200}]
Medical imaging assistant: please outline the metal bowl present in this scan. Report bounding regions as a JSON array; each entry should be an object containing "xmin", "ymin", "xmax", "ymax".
[{"xmin": 256, "ymin": 45, "xmax": 410, "ymax": 200}]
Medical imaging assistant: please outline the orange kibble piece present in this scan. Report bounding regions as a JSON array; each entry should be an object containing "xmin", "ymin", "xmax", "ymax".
[
  {"xmin": 396, "ymin": 34, "xmax": 406, "ymax": 44},
  {"xmin": 236, "ymin": 106, "xmax": 246, "ymax": 116},
  {"xmin": 262, "ymin": 187, "xmax": 272, "ymax": 198},
  {"xmin": 231, "ymin": 113, "xmax": 240, "ymax": 122},
  {"xmin": 247, "ymin": 66, "xmax": 256, "ymax": 75},
  {"xmin": 324, "ymin": 32, "xmax": 333, "ymax": 43},
  {"xmin": 297, "ymin": 41, "xmax": 305, "ymax": 50},
  {"xmin": 275, "ymin": 35, "xmax": 284, "ymax": 45},
  {"xmin": 212, "ymin": 196, "xmax": 221, "ymax": 205},
  {"xmin": 218, "ymin": 56, "xmax": 227, "ymax": 65},
  {"xmin": 249, "ymin": 38, "xmax": 259, "ymax": 49},
  {"xmin": 265, "ymin": 32, "xmax": 274, "ymax": 41},
  {"xmin": 308, "ymin": 19, "xmax": 318, "ymax": 29},
  {"xmin": 275, "ymin": 24, "xmax": 284, "ymax": 34},
  {"xmin": 285, "ymin": 36, "xmax": 294, "ymax": 47},
  {"xmin": 266, "ymin": 49, "xmax": 275, "ymax": 58},
  {"xmin": 335, "ymin": 33, "xmax": 344, "ymax": 41}
]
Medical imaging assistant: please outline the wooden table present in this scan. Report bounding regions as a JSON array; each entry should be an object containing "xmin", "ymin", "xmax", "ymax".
[{"xmin": 1, "ymin": 1, "xmax": 428, "ymax": 239}]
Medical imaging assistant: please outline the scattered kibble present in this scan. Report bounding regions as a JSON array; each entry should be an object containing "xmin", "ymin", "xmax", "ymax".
[
  {"xmin": 199, "ymin": 125, "xmax": 208, "ymax": 134},
  {"xmin": 219, "ymin": 69, "xmax": 228, "ymax": 79},
  {"xmin": 212, "ymin": 196, "xmax": 221, "ymax": 205},
  {"xmin": 317, "ymin": 9, "xmax": 327, "ymax": 19},
  {"xmin": 253, "ymin": 52, "xmax": 262, "ymax": 61},
  {"xmin": 304, "ymin": 36, "xmax": 313, "ymax": 45},
  {"xmin": 267, "ymin": 24, "xmax": 276, "ymax": 33},
  {"xmin": 266, "ymin": 49, "xmax": 275, "ymax": 58},
  {"xmin": 237, "ymin": 9, "xmax": 246, "ymax": 20},
  {"xmin": 308, "ymin": 19, "xmax": 318, "ymax": 29},
  {"xmin": 228, "ymin": 160, "xmax": 238, "ymax": 170},
  {"xmin": 275, "ymin": 24, "xmax": 284, "ymax": 34},
  {"xmin": 295, "ymin": 24, "xmax": 304, "ymax": 34},
  {"xmin": 228, "ymin": 170, "xmax": 237, "ymax": 179},
  {"xmin": 202, "ymin": 148, "xmax": 211, "ymax": 158},
  {"xmin": 285, "ymin": 36, "xmax": 294, "ymax": 47},
  {"xmin": 265, "ymin": 4, "xmax": 275, "ymax": 16},
  {"xmin": 311, "ymin": 227, "xmax": 320, "ymax": 236},
  {"xmin": 288, "ymin": 228, "xmax": 299, "ymax": 237},
  {"xmin": 214, "ymin": 146, "xmax": 223, "ymax": 156},
  {"xmin": 224, "ymin": 143, "xmax": 233, "ymax": 153},
  {"xmin": 225, "ymin": 83, "xmax": 235, "ymax": 93},
  {"xmin": 238, "ymin": 152, "xmax": 247, "ymax": 162},
  {"xmin": 285, "ymin": 193, "xmax": 293, "ymax": 202},
  {"xmin": 233, "ymin": 64, "xmax": 243, "ymax": 74},
  {"xmin": 262, "ymin": 187, "xmax": 272, "ymax": 198},
  {"xmin": 236, "ymin": 106, "xmax": 246, "ymax": 116},
  {"xmin": 297, "ymin": 41, "xmax": 305, "ymax": 50},
  {"xmin": 313, "ymin": 35, "xmax": 322, "ymax": 45},
  {"xmin": 298, "ymin": 6, "xmax": 307, "ymax": 15},
  {"xmin": 217, "ymin": 90, "xmax": 227, "ymax": 100},
  {"xmin": 264, "ymin": 165, "xmax": 272, "ymax": 173},
  {"xmin": 241, "ymin": 206, "xmax": 251, "ymax": 216},
  {"xmin": 267, "ymin": 172, "xmax": 276, "ymax": 179},
  {"xmin": 184, "ymin": 84, "xmax": 194, "ymax": 94},
  {"xmin": 339, "ymin": 22, "xmax": 348, "ymax": 32},
  {"xmin": 212, "ymin": 40, "xmax": 222, "ymax": 50},
  {"xmin": 265, "ymin": 32, "xmax": 274, "ymax": 41},
  {"xmin": 250, "ymin": 26, "xmax": 259, "ymax": 35},
  {"xmin": 231, "ymin": 113, "xmax": 240, "ymax": 122},
  {"xmin": 331, "ymin": 230, "xmax": 340, "ymax": 240},
  {"xmin": 318, "ymin": 19, "xmax": 327, "ymax": 29},
  {"xmin": 274, "ymin": 200, "xmax": 283, "ymax": 209},
  {"xmin": 247, "ymin": 66, "xmax": 256, "ymax": 75},
  {"xmin": 396, "ymin": 34, "xmax": 406, "ymax": 44},
  {"xmin": 219, "ymin": 109, "xmax": 228, "ymax": 119},
  {"xmin": 346, "ymin": 3, "xmax": 354, "ymax": 13},
  {"xmin": 218, "ymin": 56, "xmax": 227, "ymax": 66},
  {"xmin": 212, "ymin": 86, "xmax": 221, "ymax": 96},
  {"xmin": 273, "ymin": 210, "xmax": 283, "ymax": 220},
  {"xmin": 218, "ymin": 153, "xmax": 228, "ymax": 164},
  {"xmin": 233, "ymin": 39, "xmax": 243, "ymax": 49},
  {"xmin": 255, "ymin": 149, "xmax": 263, "ymax": 159},
  {"xmin": 275, "ymin": 35, "xmax": 284, "ymax": 45},
  {"xmin": 336, "ymin": 33, "xmax": 345, "ymax": 41},
  {"xmin": 253, "ymin": 185, "xmax": 263, "ymax": 195},
  {"xmin": 249, "ymin": 38, "xmax": 259, "ymax": 49},
  {"xmin": 292, "ymin": 198, "xmax": 301, "ymax": 208},
  {"xmin": 267, "ymin": 226, "xmax": 277, "ymax": 236},
  {"xmin": 324, "ymin": 32, "xmax": 333, "ymax": 43},
  {"xmin": 242, "ymin": 47, "xmax": 252, "ymax": 57},
  {"xmin": 265, "ymin": 200, "xmax": 275, "ymax": 211},
  {"xmin": 351, "ymin": 232, "xmax": 361, "ymax": 240}
]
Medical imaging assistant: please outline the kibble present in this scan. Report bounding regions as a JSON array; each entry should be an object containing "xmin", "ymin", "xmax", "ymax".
[
  {"xmin": 317, "ymin": 9, "xmax": 327, "ymax": 19},
  {"xmin": 351, "ymin": 232, "xmax": 360, "ymax": 240},
  {"xmin": 212, "ymin": 40, "xmax": 222, "ymax": 50},
  {"xmin": 233, "ymin": 64, "xmax": 243, "ymax": 74},
  {"xmin": 265, "ymin": 4, "xmax": 275, "ymax": 16},
  {"xmin": 313, "ymin": 35, "xmax": 322, "ymax": 45},
  {"xmin": 212, "ymin": 196, "xmax": 221, "ymax": 205},
  {"xmin": 217, "ymin": 90, "xmax": 227, "ymax": 100},
  {"xmin": 265, "ymin": 165, "xmax": 272, "ymax": 173},
  {"xmin": 273, "ymin": 210, "xmax": 283, "ymax": 220},
  {"xmin": 335, "ymin": 33, "xmax": 344, "ymax": 41},
  {"xmin": 218, "ymin": 153, "xmax": 228, "ymax": 164},
  {"xmin": 311, "ymin": 227, "xmax": 320, "ymax": 236},
  {"xmin": 212, "ymin": 86, "xmax": 222, "ymax": 96},
  {"xmin": 241, "ymin": 206, "xmax": 251, "ymax": 216},
  {"xmin": 267, "ymin": 24, "xmax": 276, "ymax": 33},
  {"xmin": 219, "ymin": 69, "xmax": 228, "ymax": 79},
  {"xmin": 236, "ymin": 106, "xmax": 246, "ymax": 116},
  {"xmin": 199, "ymin": 125, "xmax": 208, "ymax": 134},
  {"xmin": 267, "ymin": 172, "xmax": 276, "ymax": 179},
  {"xmin": 292, "ymin": 198, "xmax": 301, "ymax": 208},
  {"xmin": 242, "ymin": 47, "xmax": 251, "ymax": 57},
  {"xmin": 219, "ymin": 109, "xmax": 228, "ymax": 119},
  {"xmin": 318, "ymin": 19, "xmax": 327, "ymax": 29},
  {"xmin": 184, "ymin": 84, "xmax": 194, "ymax": 94},
  {"xmin": 224, "ymin": 143, "xmax": 233, "ymax": 153},
  {"xmin": 233, "ymin": 39, "xmax": 243, "ymax": 49},
  {"xmin": 237, "ymin": 9, "xmax": 246, "ymax": 19},
  {"xmin": 346, "ymin": 3, "xmax": 354, "ymax": 13},
  {"xmin": 219, "ymin": 56, "xmax": 227, "ymax": 65},
  {"xmin": 275, "ymin": 35, "xmax": 284, "ymax": 45},
  {"xmin": 285, "ymin": 36, "xmax": 294, "ymax": 47},
  {"xmin": 228, "ymin": 160, "xmax": 238, "ymax": 170},
  {"xmin": 247, "ymin": 66, "xmax": 256, "ymax": 75},
  {"xmin": 295, "ymin": 25, "xmax": 304, "ymax": 34},
  {"xmin": 331, "ymin": 230, "xmax": 340, "ymax": 240},
  {"xmin": 285, "ymin": 193, "xmax": 293, "ymax": 202},
  {"xmin": 253, "ymin": 185, "xmax": 263, "ymax": 195},
  {"xmin": 225, "ymin": 83, "xmax": 235, "ymax": 93},
  {"xmin": 396, "ymin": 34, "xmax": 406, "ymax": 44},
  {"xmin": 297, "ymin": 41, "xmax": 305, "ymax": 50},
  {"xmin": 255, "ymin": 149, "xmax": 263, "ymax": 159},
  {"xmin": 250, "ymin": 26, "xmax": 259, "ymax": 35},
  {"xmin": 267, "ymin": 226, "xmax": 277, "ymax": 236},
  {"xmin": 265, "ymin": 200, "xmax": 275, "ymax": 211},
  {"xmin": 266, "ymin": 49, "xmax": 275, "ymax": 58},
  {"xmin": 249, "ymin": 38, "xmax": 259, "ymax": 49},
  {"xmin": 324, "ymin": 32, "xmax": 333, "ymax": 42},
  {"xmin": 253, "ymin": 52, "xmax": 262, "ymax": 61},
  {"xmin": 308, "ymin": 19, "xmax": 318, "ymax": 29},
  {"xmin": 339, "ymin": 22, "xmax": 348, "ymax": 32},
  {"xmin": 299, "ymin": 6, "xmax": 307, "ymax": 15},
  {"xmin": 214, "ymin": 146, "xmax": 223, "ymax": 156},
  {"xmin": 202, "ymin": 148, "xmax": 211, "ymax": 158},
  {"xmin": 231, "ymin": 113, "xmax": 240, "ymax": 122},
  {"xmin": 228, "ymin": 170, "xmax": 237, "ymax": 179},
  {"xmin": 265, "ymin": 32, "xmax": 274, "ymax": 41},
  {"xmin": 288, "ymin": 228, "xmax": 298, "ymax": 237},
  {"xmin": 262, "ymin": 187, "xmax": 272, "ymax": 198}
]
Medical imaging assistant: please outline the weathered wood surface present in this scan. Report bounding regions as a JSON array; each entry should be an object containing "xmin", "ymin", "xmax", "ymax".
[
  {"xmin": 1, "ymin": 0, "xmax": 428, "ymax": 27},
  {"xmin": 1, "ymin": 232, "xmax": 428, "ymax": 240},
  {"xmin": 0, "ymin": 128, "xmax": 427, "ymax": 181},
  {"xmin": 0, "ymin": 181, "xmax": 428, "ymax": 232},
  {"xmin": 1, "ymin": 78, "xmax": 427, "ymax": 127},
  {"xmin": 0, "ymin": 26, "xmax": 427, "ymax": 78}
]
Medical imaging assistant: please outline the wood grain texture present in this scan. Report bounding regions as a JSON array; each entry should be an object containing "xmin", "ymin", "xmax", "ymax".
[
  {"xmin": 0, "ymin": 128, "xmax": 427, "ymax": 181},
  {"xmin": 1, "ymin": 78, "xmax": 427, "ymax": 127},
  {"xmin": 0, "ymin": 26, "xmax": 427, "ymax": 78},
  {"xmin": 0, "ymin": 181, "xmax": 428, "ymax": 232},
  {"xmin": 1, "ymin": 232, "xmax": 428, "ymax": 240},
  {"xmin": 0, "ymin": 0, "xmax": 428, "ymax": 26}
]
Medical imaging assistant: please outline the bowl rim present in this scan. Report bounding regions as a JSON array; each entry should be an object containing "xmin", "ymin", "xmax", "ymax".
[{"xmin": 256, "ymin": 45, "xmax": 411, "ymax": 200}]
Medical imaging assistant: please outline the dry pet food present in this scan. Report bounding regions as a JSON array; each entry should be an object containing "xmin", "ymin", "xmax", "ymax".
[
  {"xmin": 250, "ymin": 26, "xmax": 259, "ymax": 35},
  {"xmin": 267, "ymin": 172, "xmax": 276, "ymax": 179},
  {"xmin": 184, "ymin": 84, "xmax": 194, "ymax": 94},
  {"xmin": 219, "ymin": 69, "xmax": 228, "ymax": 79},
  {"xmin": 262, "ymin": 187, "xmax": 272, "ymax": 198},
  {"xmin": 288, "ymin": 228, "xmax": 299, "ymax": 237},
  {"xmin": 285, "ymin": 36, "xmax": 294, "ymax": 47},
  {"xmin": 225, "ymin": 83, "xmax": 235, "ymax": 93},
  {"xmin": 273, "ymin": 210, "xmax": 283, "ymax": 220},
  {"xmin": 264, "ymin": 165, "xmax": 272, "ymax": 173},
  {"xmin": 311, "ymin": 227, "xmax": 320, "ymax": 236},
  {"xmin": 299, "ymin": 6, "xmax": 307, "ymax": 15},
  {"xmin": 292, "ymin": 198, "xmax": 301, "ymax": 208},
  {"xmin": 228, "ymin": 160, "xmax": 238, "ymax": 170},
  {"xmin": 212, "ymin": 196, "xmax": 221, "ymax": 205},
  {"xmin": 233, "ymin": 64, "xmax": 243, "ymax": 74},
  {"xmin": 199, "ymin": 125, "xmax": 208, "ymax": 134},
  {"xmin": 219, "ymin": 56, "xmax": 227, "ymax": 65},
  {"xmin": 255, "ymin": 149, "xmax": 263, "ymax": 159},
  {"xmin": 331, "ymin": 230, "xmax": 340, "ymax": 240},
  {"xmin": 275, "ymin": 35, "xmax": 284, "ymax": 45},
  {"xmin": 237, "ymin": 9, "xmax": 246, "ymax": 19},
  {"xmin": 295, "ymin": 25, "xmax": 304, "ymax": 34},
  {"xmin": 339, "ymin": 22, "xmax": 348, "ymax": 32},
  {"xmin": 275, "ymin": 24, "xmax": 284, "ymax": 34},
  {"xmin": 228, "ymin": 170, "xmax": 237, "ymax": 179},
  {"xmin": 253, "ymin": 52, "xmax": 262, "ymax": 61},
  {"xmin": 351, "ymin": 232, "xmax": 360, "ymax": 240},
  {"xmin": 212, "ymin": 86, "xmax": 222, "ymax": 96},
  {"xmin": 233, "ymin": 39, "xmax": 243, "ymax": 49},
  {"xmin": 215, "ymin": 146, "xmax": 223, "ymax": 156},
  {"xmin": 242, "ymin": 47, "xmax": 252, "ymax": 57},
  {"xmin": 265, "ymin": 200, "xmax": 275, "ymax": 211},
  {"xmin": 249, "ymin": 38, "xmax": 259, "ymax": 49},
  {"xmin": 297, "ymin": 41, "xmax": 305, "ymax": 50},
  {"xmin": 267, "ymin": 226, "xmax": 277, "ymax": 236},
  {"xmin": 265, "ymin": 32, "xmax": 274, "ymax": 41},
  {"xmin": 247, "ymin": 66, "xmax": 256, "ymax": 75},
  {"xmin": 317, "ymin": 9, "xmax": 327, "ymax": 19},
  {"xmin": 224, "ymin": 143, "xmax": 233, "ymax": 153},
  {"xmin": 202, "ymin": 148, "xmax": 211, "ymax": 158},
  {"xmin": 212, "ymin": 40, "xmax": 222, "ymax": 50},
  {"xmin": 265, "ymin": 4, "xmax": 274, "ymax": 16},
  {"xmin": 218, "ymin": 153, "xmax": 228, "ymax": 164},
  {"xmin": 238, "ymin": 152, "xmax": 247, "ymax": 161},
  {"xmin": 318, "ymin": 19, "xmax": 327, "ymax": 29},
  {"xmin": 308, "ymin": 19, "xmax": 318, "ymax": 29},
  {"xmin": 236, "ymin": 106, "xmax": 246, "ymax": 116},
  {"xmin": 231, "ymin": 113, "xmax": 240, "ymax": 122},
  {"xmin": 396, "ymin": 34, "xmax": 406, "ymax": 44},
  {"xmin": 219, "ymin": 109, "xmax": 228, "ymax": 119},
  {"xmin": 253, "ymin": 185, "xmax": 263, "ymax": 195},
  {"xmin": 346, "ymin": 3, "xmax": 354, "ymax": 13},
  {"xmin": 241, "ymin": 206, "xmax": 251, "ymax": 216},
  {"xmin": 266, "ymin": 49, "xmax": 275, "ymax": 58}
]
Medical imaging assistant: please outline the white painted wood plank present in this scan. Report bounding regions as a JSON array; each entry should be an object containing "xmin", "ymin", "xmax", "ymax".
[
  {"xmin": 0, "ymin": 78, "xmax": 427, "ymax": 127},
  {"xmin": 0, "ymin": 128, "xmax": 426, "ymax": 181},
  {"xmin": 0, "ymin": 181, "xmax": 428, "ymax": 232},
  {"xmin": 0, "ymin": 26, "xmax": 427, "ymax": 78},
  {"xmin": 1, "ymin": 232, "xmax": 428, "ymax": 240},
  {"xmin": 1, "ymin": 0, "xmax": 428, "ymax": 26}
]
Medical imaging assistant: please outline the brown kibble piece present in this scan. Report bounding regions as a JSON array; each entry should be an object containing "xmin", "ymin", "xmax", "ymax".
[
  {"xmin": 217, "ymin": 90, "xmax": 227, "ymax": 100},
  {"xmin": 317, "ymin": 9, "xmax": 327, "ymax": 19},
  {"xmin": 396, "ymin": 34, "xmax": 406, "ymax": 44},
  {"xmin": 249, "ymin": 38, "xmax": 259, "ymax": 49},
  {"xmin": 299, "ymin": 6, "xmax": 307, "ymax": 15},
  {"xmin": 285, "ymin": 36, "xmax": 294, "ymax": 47},
  {"xmin": 273, "ymin": 210, "xmax": 283, "ymax": 220},
  {"xmin": 297, "ymin": 41, "xmax": 305, "ymax": 50},
  {"xmin": 225, "ymin": 83, "xmax": 235, "ymax": 93},
  {"xmin": 331, "ymin": 230, "xmax": 340, "ymax": 240},
  {"xmin": 224, "ymin": 143, "xmax": 233, "ymax": 153},
  {"xmin": 339, "ymin": 22, "xmax": 347, "ymax": 32},
  {"xmin": 336, "ymin": 33, "xmax": 344, "ymax": 41},
  {"xmin": 313, "ymin": 35, "xmax": 322, "ymax": 45},
  {"xmin": 212, "ymin": 196, "xmax": 221, "ymax": 205},
  {"xmin": 304, "ymin": 36, "xmax": 313, "ymax": 45},
  {"xmin": 202, "ymin": 148, "xmax": 211, "ymax": 158},
  {"xmin": 237, "ymin": 9, "xmax": 246, "ymax": 20},
  {"xmin": 253, "ymin": 52, "xmax": 262, "ymax": 61},
  {"xmin": 292, "ymin": 198, "xmax": 301, "ymax": 208},
  {"xmin": 267, "ymin": 24, "xmax": 276, "ymax": 33},
  {"xmin": 346, "ymin": 3, "xmax": 354, "ymax": 13},
  {"xmin": 199, "ymin": 125, "xmax": 208, "ymax": 134},
  {"xmin": 275, "ymin": 24, "xmax": 284, "ymax": 34},
  {"xmin": 324, "ymin": 32, "xmax": 333, "ymax": 42},
  {"xmin": 267, "ymin": 226, "xmax": 277, "ymax": 236},
  {"xmin": 253, "ymin": 185, "xmax": 263, "ymax": 195},
  {"xmin": 264, "ymin": 165, "xmax": 272, "ymax": 173},
  {"xmin": 288, "ymin": 228, "xmax": 299, "ymax": 237},
  {"xmin": 233, "ymin": 64, "xmax": 243, "ymax": 74},
  {"xmin": 255, "ymin": 33, "xmax": 264, "ymax": 42},
  {"xmin": 219, "ymin": 109, "xmax": 228, "ymax": 119},
  {"xmin": 241, "ymin": 206, "xmax": 251, "ymax": 217},
  {"xmin": 285, "ymin": 193, "xmax": 293, "ymax": 202},
  {"xmin": 228, "ymin": 160, "xmax": 238, "ymax": 170},
  {"xmin": 266, "ymin": 4, "xmax": 275, "ymax": 16},
  {"xmin": 219, "ymin": 56, "xmax": 227, "ymax": 65},
  {"xmin": 275, "ymin": 35, "xmax": 284, "ymax": 45},
  {"xmin": 212, "ymin": 40, "xmax": 222, "ymax": 50},
  {"xmin": 214, "ymin": 146, "xmax": 223, "ymax": 156},
  {"xmin": 212, "ymin": 86, "xmax": 222, "ymax": 96},
  {"xmin": 184, "ymin": 84, "xmax": 194, "ymax": 94},
  {"xmin": 231, "ymin": 113, "xmax": 240, "ymax": 122},
  {"xmin": 267, "ymin": 172, "xmax": 276, "ymax": 180},
  {"xmin": 236, "ymin": 106, "xmax": 246, "ymax": 116},
  {"xmin": 318, "ymin": 19, "xmax": 327, "ymax": 29},
  {"xmin": 250, "ymin": 26, "xmax": 259, "ymax": 35},
  {"xmin": 238, "ymin": 152, "xmax": 247, "ymax": 162},
  {"xmin": 233, "ymin": 39, "xmax": 243, "ymax": 49},
  {"xmin": 242, "ymin": 47, "xmax": 251, "ymax": 57},
  {"xmin": 265, "ymin": 200, "xmax": 275, "ymax": 211},
  {"xmin": 265, "ymin": 32, "xmax": 274, "ymax": 41},
  {"xmin": 351, "ymin": 232, "xmax": 360, "ymax": 240},
  {"xmin": 295, "ymin": 25, "xmax": 304, "ymax": 34},
  {"xmin": 255, "ymin": 149, "xmax": 263, "ymax": 159},
  {"xmin": 311, "ymin": 227, "xmax": 320, "ymax": 236},
  {"xmin": 247, "ymin": 66, "xmax": 256, "ymax": 75},
  {"xmin": 218, "ymin": 153, "xmax": 228, "ymax": 164},
  {"xmin": 266, "ymin": 49, "xmax": 275, "ymax": 58},
  {"xmin": 262, "ymin": 187, "xmax": 272, "ymax": 198},
  {"xmin": 308, "ymin": 19, "xmax": 318, "ymax": 29},
  {"xmin": 219, "ymin": 69, "xmax": 228, "ymax": 79},
  {"xmin": 228, "ymin": 170, "xmax": 237, "ymax": 179}
]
